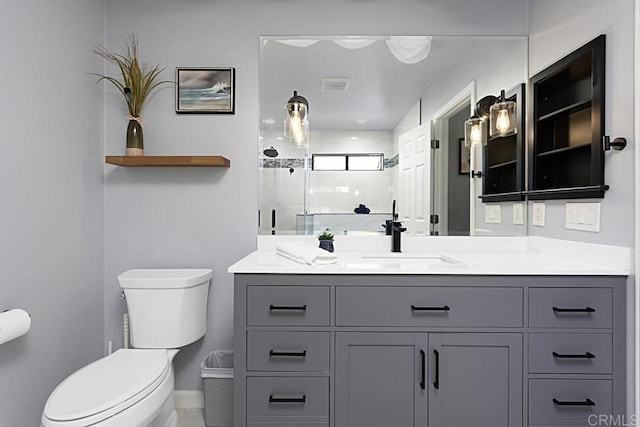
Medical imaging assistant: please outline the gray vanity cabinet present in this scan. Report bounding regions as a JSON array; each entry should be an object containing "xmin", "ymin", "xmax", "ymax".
[
  {"xmin": 334, "ymin": 332, "xmax": 522, "ymax": 427},
  {"xmin": 233, "ymin": 274, "xmax": 626, "ymax": 427},
  {"xmin": 334, "ymin": 333, "xmax": 427, "ymax": 427},
  {"xmin": 429, "ymin": 333, "xmax": 523, "ymax": 427}
]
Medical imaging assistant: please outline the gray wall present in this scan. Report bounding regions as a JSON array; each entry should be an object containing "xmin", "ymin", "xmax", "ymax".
[
  {"xmin": 448, "ymin": 106, "xmax": 471, "ymax": 235},
  {"xmin": 527, "ymin": 0, "xmax": 635, "ymax": 246},
  {"xmin": 103, "ymin": 0, "xmax": 530, "ymax": 390},
  {"xmin": 0, "ymin": 0, "xmax": 105, "ymax": 425}
]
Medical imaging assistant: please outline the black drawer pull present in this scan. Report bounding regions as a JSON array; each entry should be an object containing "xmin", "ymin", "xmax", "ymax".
[
  {"xmin": 269, "ymin": 350, "xmax": 307, "ymax": 358},
  {"xmin": 269, "ymin": 395, "xmax": 306, "ymax": 403},
  {"xmin": 411, "ymin": 305, "xmax": 450, "ymax": 311},
  {"xmin": 553, "ymin": 398, "xmax": 595, "ymax": 407},
  {"xmin": 419, "ymin": 350, "xmax": 426, "ymax": 390},
  {"xmin": 433, "ymin": 349, "xmax": 440, "ymax": 390},
  {"xmin": 552, "ymin": 306, "xmax": 596, "ymax": 313},
  {"xmin": 553, "ymin": 351, "xmax": 595, "ymax": 359},
  {"xmin": 269, "ymin": 304, "xmax": 307, "ymax": 311}
]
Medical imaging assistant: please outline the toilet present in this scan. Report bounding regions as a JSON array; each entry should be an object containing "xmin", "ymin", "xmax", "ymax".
[{"xmin": 41, "ymin": 269, "xmax": 212, "ymax": 427}]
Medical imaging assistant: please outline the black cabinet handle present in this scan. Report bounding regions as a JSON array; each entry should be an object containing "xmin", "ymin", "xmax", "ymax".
[
  {"xmin": 553, "ymin": 351, "xmax": 595, "ymax": 359},
  {"xmin": 269, "ymin": 395, "xmax": 306, "ymax": 403},
  {"xmin": 553, "ymin": 398, "xmax": 595, "ymax": 406},
  {"xmin": 269, "ymin": 350, "xmax": 307, "ymax": 358},
  {"xmin": 269, "ymin": 304, "xmax": 307, "ymax": 311},
  {"xmin": 552, "ymin": 306, "xmax": 596, "ymax": 313},
  {"xmin": 411, "ymin": 305, "xmax": 450, "ymax": 311},
  {"xmin": 419, "ymin": 350, "xmax": 426, "ymax": 390},
  {"xmin": 433, "ymin": 349, "xmax": 440, "ymax": 390}
]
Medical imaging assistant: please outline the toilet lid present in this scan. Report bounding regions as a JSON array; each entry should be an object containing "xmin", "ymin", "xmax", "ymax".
[{"xmin": 44, "ymin": 349, "xmax": 170, "ymax": 422}]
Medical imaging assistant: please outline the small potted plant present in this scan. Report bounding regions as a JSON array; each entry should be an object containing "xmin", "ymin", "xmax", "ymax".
[{"xmin": 317, "ymin": 228, "xmax": 335, "ymax": 253}]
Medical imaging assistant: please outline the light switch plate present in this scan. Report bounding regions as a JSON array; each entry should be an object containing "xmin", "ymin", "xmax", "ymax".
[
  {"xmin": 485, "ymin": 205, "xmax": 502, "ymax": 224},
  {"xmin": 512, "ymin": 203, "xmax": 524, "ymax": 225},
  {"xmin": 565, "ymin": 202, "xmax": 600, "ymax": 232},
  {"xmin": 532, "ymin": 202, "xmax": 545, "ymax": 227}
]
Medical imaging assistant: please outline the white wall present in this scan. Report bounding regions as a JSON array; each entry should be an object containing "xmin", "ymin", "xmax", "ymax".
[
  {"xmin": 104, "ymin": 0, "xmax": 529, "ymax": 390},
  {"xmin": 0, "ymin": 1, "xmax": 105, "ymax": 424},
  {"xmin": 528, "ymin": 0, "xmax": 635, "ymax": 247}
]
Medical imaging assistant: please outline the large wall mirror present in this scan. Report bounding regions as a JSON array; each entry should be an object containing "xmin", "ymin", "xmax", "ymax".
[{"xmin": 259, "ymin": 36, "xmax": 528, "ymax": 236}]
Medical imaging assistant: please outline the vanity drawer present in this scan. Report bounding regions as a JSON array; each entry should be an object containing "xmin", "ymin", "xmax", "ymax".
[
  {"xmin": 247, "ymin": 331, "xmax": 330, "ymax": 372},
  {"xmin": 335, "ymin": 286, "xmax": 523, "ymax": 327},
  {"xmin": 528, "ymin": 288, "xmax": 612, "ymax": 328},
  {"xmin": 247, "ymin": 286, "xmax": 330, "ymax": 326},
  {"xmin": 529, "ymin": 379, "xmax": 612, "ymax": 423},
  {"xmin": 529, "ymin": 333, "xmax": 612, "ymax": 374},
  {"xmin": 246, "ymin": 377, "xmax": 329, "ymax": 418}
]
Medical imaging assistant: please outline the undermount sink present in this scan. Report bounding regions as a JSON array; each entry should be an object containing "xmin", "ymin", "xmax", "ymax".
[
  {"xmin": 343, "ymin": 253, "xmax": 465, "ymax": 271},
  {"xmin": 360, "ymin": 254, "xmax": 462, "ymax": 265}
]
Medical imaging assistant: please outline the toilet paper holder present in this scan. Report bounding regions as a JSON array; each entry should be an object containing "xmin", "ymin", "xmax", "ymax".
[
  {"xmin": 1, "ymin": 308, "xmax": 31, "ymax": 317},
  {"xmin": 0, "ymin": 308, "xmax": 32, "ymax": 346}
]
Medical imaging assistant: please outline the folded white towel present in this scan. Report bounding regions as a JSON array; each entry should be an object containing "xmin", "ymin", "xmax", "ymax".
[{"xmin": 276, "ymin": 241, "xmax": 338, "ymax": 265}]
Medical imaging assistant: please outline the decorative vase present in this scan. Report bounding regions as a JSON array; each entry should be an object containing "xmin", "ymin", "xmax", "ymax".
[
  {"xmin": 319, "ymin": 240, "xmax": 334, "ymax": 253},
  {"xmin": 126, "ymin": 118, "xmax": 144, "ymax": 156}
]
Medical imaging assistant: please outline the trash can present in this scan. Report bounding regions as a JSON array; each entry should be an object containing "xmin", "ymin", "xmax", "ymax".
[{"xmin": 201, "ymin": 350, "xmax": 233, "ymax": 427}]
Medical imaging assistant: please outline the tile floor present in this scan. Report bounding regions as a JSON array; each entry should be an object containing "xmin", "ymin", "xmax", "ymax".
[{"xmin": 176, "ymin": 408, "xmax": 206, "ymax": 427}]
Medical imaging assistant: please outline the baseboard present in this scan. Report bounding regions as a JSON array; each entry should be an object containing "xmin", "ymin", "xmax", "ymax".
[{"xmin": 174, "ymin": 390, "xmax": 204, "ymax": 409}]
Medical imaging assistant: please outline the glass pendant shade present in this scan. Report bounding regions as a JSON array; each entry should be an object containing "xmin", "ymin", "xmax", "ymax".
[
  {"xmin": 464, "ymin": 116, "xmax": 487, "ymax": 147},
  {"xmin": 489, "ymin": 94, "xmax": 517, "ymax": 137},
  {"xmin": 284, "ymin": 90, "xmax": 309, "ymax": 147}
]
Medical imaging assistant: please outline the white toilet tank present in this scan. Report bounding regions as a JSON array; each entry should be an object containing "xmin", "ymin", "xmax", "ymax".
[{"xmin": 118, "ymin": 269, "xmax": 212, "ymax": 349}]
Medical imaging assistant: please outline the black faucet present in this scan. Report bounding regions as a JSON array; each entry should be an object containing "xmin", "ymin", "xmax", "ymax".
[{"xmin": 391, "ymin": 200, "xmax": 406, "ymax": 252}]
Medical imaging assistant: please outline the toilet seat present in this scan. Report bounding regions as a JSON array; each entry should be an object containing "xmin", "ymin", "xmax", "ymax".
[{"xmin": 42, "ymin": 349, "xmax": 170, "ymax": 426}]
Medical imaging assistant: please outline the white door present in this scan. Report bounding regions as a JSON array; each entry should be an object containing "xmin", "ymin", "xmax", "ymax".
[{"xmin": 398, "ymin": 124, "xmax": 431, "ymax": 236}]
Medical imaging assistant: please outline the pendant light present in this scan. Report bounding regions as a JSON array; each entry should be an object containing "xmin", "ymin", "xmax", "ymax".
[
  {"xmin": 489, "ymin": 89, "xmax": 517, "ymax": 137},
  {"xmin": 284, "ymin": 90, "xmax": 309, "ymax": 147},
  {"xmin": 464, "ymin": 115, "xmax": 487, "ymax": 147},
  {"xmin": 465, "ymin": 89, "xmax": 517, "ymax": 147}
]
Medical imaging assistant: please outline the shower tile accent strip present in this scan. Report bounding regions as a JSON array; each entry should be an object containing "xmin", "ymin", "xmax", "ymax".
[
  {"xmin": 384, "ymin": 154, "xmax": 399, "ymax": 169},
  {"xmin": 262, "ymin": 158, "xmax": 305, "ymax": 168}
]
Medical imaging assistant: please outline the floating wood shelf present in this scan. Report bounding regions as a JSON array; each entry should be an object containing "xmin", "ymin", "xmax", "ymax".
[{"xmin": 105, "ymin": 155, "xmax": 230, "ymax": 167}]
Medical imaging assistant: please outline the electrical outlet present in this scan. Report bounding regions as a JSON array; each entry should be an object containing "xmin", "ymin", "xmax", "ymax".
[
  {"xmin": 485, "ymin": 205, "xmax": 502, "ymax": 224},
  {"xmin": 512, "ymin": 203, "xmax": 524, "ymax": 225},
  {"xmin": 532, "ymin": 202, "xmax": 545, "ymax": 226},
  {"xmin": 565, "ymin": 202, "xmax": 600, "ymax": 232}
]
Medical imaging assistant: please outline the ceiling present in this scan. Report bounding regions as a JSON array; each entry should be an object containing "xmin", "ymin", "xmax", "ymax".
[{"xmin": 260, "ymin": 36, "xmax": 484, "ymax": 131}]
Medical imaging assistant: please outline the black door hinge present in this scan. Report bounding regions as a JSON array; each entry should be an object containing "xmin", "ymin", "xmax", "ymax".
[{"xmin": 431, "ymin": 139, "xmax": 440, "ymax": 149}]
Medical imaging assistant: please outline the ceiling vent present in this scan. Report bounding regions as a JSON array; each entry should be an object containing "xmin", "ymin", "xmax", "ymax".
[{"xmin": 321, "ymin": 77, "xmax": 351, "ymax": 92}]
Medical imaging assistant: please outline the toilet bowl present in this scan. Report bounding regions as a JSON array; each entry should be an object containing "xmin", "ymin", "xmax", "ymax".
[
  {"xmin": 42, "ymin": 349, "xmax": 176, "ymax": 427},
  {"xmin": 41, "ymin": 269, "xmax": 212, "ymax": 427}
]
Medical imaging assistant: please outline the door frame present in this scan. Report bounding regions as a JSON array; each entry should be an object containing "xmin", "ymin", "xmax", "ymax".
[
  {"xmin": 634, "ymin": 0, "xmax": 640, "ymax": 418},
  {"xmin": 430, "ymin": 81, "xmax": 477, "ymax": 235}
]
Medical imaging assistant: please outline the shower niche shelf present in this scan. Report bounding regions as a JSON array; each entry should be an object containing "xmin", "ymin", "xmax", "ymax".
[{"xmin": 105, "ymin": 155, "xmax": 230, "ymax": 167}]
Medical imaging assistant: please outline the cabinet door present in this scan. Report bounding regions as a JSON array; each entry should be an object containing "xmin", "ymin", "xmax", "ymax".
[
  {"xmin": 429, "ymin": 333, "xmax": 523, "ymax": 427},
  {"xmin": 335, "ymin": 332, "xmax": 427, "ymax": 427}
]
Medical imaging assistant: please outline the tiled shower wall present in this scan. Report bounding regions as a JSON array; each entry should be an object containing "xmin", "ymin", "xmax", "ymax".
[{"xmin": 259, "ymin": 129, "xmax": 395, "ymax": 234}]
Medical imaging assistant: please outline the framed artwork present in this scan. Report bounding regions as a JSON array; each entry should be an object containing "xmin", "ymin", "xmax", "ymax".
[
  {"xmin": 175, "ymin": 67, "xmax": 235, "ymax": 114},
  {"xmin": 459, "ymin": 137, "xmax": 470, "ymax": 174}
]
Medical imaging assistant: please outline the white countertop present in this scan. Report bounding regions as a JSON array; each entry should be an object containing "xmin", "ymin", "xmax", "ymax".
[{"xmin": 228, "ymin": 236, "xmax": 632, "ymax": 276}]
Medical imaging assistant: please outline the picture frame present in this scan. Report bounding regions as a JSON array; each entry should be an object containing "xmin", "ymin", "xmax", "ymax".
[
  {"xmin": 175, "ymin": 67, "xmax": 235, "ymax": 114},
  {"xmin": 458, "ymin": 137, "xmax": 470, "ymax": 174}
]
